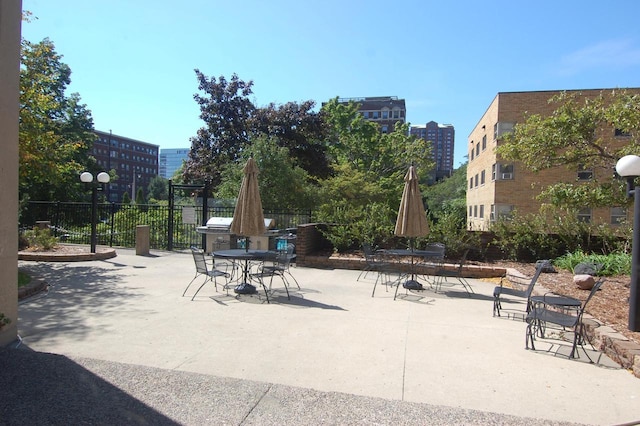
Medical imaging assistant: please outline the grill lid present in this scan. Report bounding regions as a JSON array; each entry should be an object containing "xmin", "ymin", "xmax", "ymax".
[{"xmin": 205, "ymin": 217, "xmax": 275, "ymax": 231}]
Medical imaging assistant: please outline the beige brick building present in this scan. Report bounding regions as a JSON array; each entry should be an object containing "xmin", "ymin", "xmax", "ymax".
[{"xmin": 467, "ymin": 88, "xmax": 640, "ymax": 231}]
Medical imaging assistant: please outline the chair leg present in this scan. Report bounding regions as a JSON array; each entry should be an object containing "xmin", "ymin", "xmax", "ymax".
[
  {"xmin": 525, "ymin": 321, "xmax": 536, "ymax": 350},
  {"xmin": 493, "ymin": 296, "xmax": 501, "ymax": 317},
  {"xmin": 191, "ymin": 277, "xmax": 212, "ymax": 301},
  {"xmin": 182, "ymin": 274, "xmax": 199, "ymax": 297}
]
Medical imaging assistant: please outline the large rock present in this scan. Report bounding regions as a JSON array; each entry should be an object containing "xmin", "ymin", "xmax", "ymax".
[
  {"xmin": 574, "ymin": 274, "xmax": 596, "ymax": 290},
  {"xmin": 574, "ymin": 262, "xmax": 602, "ymax": 276}
]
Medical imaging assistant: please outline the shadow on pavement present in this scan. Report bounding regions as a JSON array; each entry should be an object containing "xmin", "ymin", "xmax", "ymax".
[{"xmin": 0, "ymin": 347, "xmax": 179, "ymax": 425}]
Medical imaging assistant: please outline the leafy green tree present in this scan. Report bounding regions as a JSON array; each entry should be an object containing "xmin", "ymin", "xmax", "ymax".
[
  {"xmin": 147, "ymin": 176, "xmax": 168, "ymax": 201},
  {"xmin": 497, "ymin": 90, "xmax": 640, "ymax": 209},
  {"xmin": 122, "ymin": 191, "xmax": 131, "ymax": 204},
  {"xmin": 19, "ymin": 37, "xmax": 95, "ymax": 202},
  {"xmin": 216, "ymin": 135, "xmax": 317, "ymax": 211},
  {"xmin": 183, "ymin": 72, "xmax": 255, "ymax": 186},
  {"xmin": 315, "ymin": 98, "xmax": 434, "ymax": 250},
  {"xmin": 135, "ymin": 187, "xmax": 146, "ymax": 205},
  {"xmin": 423, "ymin": 163, "xmax": 467, "ymax": 221},
  {"xmin": 250, "ymin": 100, "xmax": 330, "ymax": 179}
]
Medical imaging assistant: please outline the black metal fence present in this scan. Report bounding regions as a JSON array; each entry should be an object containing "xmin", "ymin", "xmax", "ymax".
[{"xmin": 20, "ymin": 201, "xmax": 314, "ymax": 251}]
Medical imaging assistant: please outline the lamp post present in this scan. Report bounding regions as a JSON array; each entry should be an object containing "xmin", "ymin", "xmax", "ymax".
[
  {"xmin": 80, "ymin": 171, "xmax": 110, "ymax": 253},
  {"xmin": 615, "ymin": 155, "xmax": 640, "ymax": 331}
]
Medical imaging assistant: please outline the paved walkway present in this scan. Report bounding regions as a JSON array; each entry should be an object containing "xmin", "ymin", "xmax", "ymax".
[{"xmin": 5, "ymin": 248, "xmax": 640, "ymax": 425}]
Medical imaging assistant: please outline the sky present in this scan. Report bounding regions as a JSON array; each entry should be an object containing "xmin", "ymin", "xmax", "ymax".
[{"xmin": 21, "ymin": 0, "xmax": 640, "ymax": 168}]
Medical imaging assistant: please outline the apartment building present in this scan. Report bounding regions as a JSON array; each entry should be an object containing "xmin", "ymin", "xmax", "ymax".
[
  {"xmin": 160, "ymin": 148, "xmax": 189, "ymax": 179},
  {"xmin": 93, "ymin": 130, "xmax": 159, "ymax": 203},
  {"xmin": 338, "ymin": 96, "xmax": 406, "ymax": 133},
  {"xmin": 467, "ymin": 88, "xmax": 639, "ymax": 231},
  {"xmin": 410, "ymin": 121, "xmax": 455, "ymax": 182}
]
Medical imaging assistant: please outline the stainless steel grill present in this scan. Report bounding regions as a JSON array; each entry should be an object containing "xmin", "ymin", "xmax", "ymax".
[{"xmin": 196, "ymin": 217, "xmax": 277, "ymax": 252}]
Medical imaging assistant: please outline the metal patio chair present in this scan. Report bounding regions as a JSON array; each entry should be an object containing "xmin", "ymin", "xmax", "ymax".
[
  {"xmin": 493, "ymin": 261, "xmax": 547, "ymax": 318},
  {"xmin": 526, "ymin": 279, "xmax": 604, "ymax": 360},
  {"xmin": 183, "ymin": 247, "xmax": 231, "ymax": 300}
]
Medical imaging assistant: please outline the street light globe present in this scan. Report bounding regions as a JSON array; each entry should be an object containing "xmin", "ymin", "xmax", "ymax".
[
  {"xmin": 80, "ymin": 172, "xmax": 93, "ymax": 183},
  {"xmin": 97, "ymin": 172, "xmax": 110, "ymax": 183},
  {"xmin": 616, "ymin": 155, "xmax": 640, "ymax": 178}
]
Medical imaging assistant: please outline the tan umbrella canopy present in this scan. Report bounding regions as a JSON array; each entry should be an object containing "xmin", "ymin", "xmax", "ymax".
[
  {"xmin": 394, "ymin": 165, "xmax": 429, "ymax": 240},
  {"xmin": 230, "ymin": 157, "xmax": 266, "ymax": 248}
]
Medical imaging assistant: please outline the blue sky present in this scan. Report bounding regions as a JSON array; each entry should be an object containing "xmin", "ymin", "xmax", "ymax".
[{"xmin": 22, "ymin": 0, "xmax": 640, "ymax": 168}]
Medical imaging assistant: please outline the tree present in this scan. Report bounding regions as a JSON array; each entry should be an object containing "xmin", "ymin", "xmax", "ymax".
[
  {"xmin": 135, "ymin": 187, "xmax": 146, "ymax": 205},
  {"xmin": 19, "ymin": 37, "xmax": 95, "ymax": 202},
  {"xmin": 315, "ymin": 98, "xmax": 434, "ymax": 249},
  {"xmin": 183, "ymin": 72, "xmax": 255, "ymax": 186},
  {"xmin": 216, "ymin": 135, "xmax": 317, "ymax": 211},
  {"xmin": 497, "ymin": 90, "xmax": 640, "ymax": 209},
  {"xmin": 250, "ymin": 100, "xmax": 330, "ymax": 179},
  {"xmin": 147, "ymin": 176, "xmax": 168, "ymax": 201}
]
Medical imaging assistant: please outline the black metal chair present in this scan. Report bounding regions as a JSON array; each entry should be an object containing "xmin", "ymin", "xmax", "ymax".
[
  {"xmin": 183, "ymin": 247, "xmax": 230, "ymax": 300},
  {"xmin": 433, "ymin": 248, "xmax": 473, "ymax": 296},
  {"xmin": 250, "ymin": 248, "xmax": 297, "ymax": 301},
  {"xmin": 526, "ymin": 280, "xmax": 604, "ymax": 360},
  {"xmin": 493, "ymin": 261, "xmax": 546, "ymax": 318}
]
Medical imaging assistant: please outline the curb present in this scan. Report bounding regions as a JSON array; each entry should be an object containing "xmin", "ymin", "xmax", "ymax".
[{"xmin": 18, "ymin": 248, "xmax": 117, "ymax": 262}]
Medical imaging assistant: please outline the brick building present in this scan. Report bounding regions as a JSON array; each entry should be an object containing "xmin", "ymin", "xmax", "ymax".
[
  {"xmin": 410, "ymin": 121, "xmax": 455, "ymax": 182},
  {"xmin": 467, "ymin": 88, "xmax": 639, "ymax": 231},
  {"xmin": 338, "ymin": 96, "xmax": 406, "ymax": 133},
  {"xmin": 93, "ymin": 130, "xmax": 159, "ymax": 203}
]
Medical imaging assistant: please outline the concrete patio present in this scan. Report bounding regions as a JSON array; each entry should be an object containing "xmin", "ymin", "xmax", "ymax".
[{"xmin": 5, "ymin": 248, "xmax": 640, "ymax": 425}]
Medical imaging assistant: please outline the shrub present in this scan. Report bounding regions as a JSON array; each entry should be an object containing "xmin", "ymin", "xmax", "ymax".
[
  {"xmin": 554, "ymin": 250, "xmax": 631, "ymax": 276},
  {"xmin": 21, "ymin": 227, "xmax": 58, "ymax": 251}
]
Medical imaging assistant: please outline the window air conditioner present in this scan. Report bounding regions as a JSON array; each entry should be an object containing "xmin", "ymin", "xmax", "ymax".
[{"xmin": 501, "ymin": 172, "xmax": 513, "ymax": 180}]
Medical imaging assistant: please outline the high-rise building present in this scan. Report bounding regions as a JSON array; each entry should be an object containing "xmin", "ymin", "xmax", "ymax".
[
  {"xmin": 338, "ymin": 96, "xmax": 406, "ymax": 133},
  {"xmin": 410, "ymin": 121, "xmax": 455, "ymax": 182},
  {"xmin": 92, "ymin": 130, "xmax": 159, "ymax": 203},
  {"xmin": 160, "ymin": 148, "xmax": 189, "ymax": 179},
  {"xmin": 466, "ymin": 88, "xmax": 639, "ymax": 232}
]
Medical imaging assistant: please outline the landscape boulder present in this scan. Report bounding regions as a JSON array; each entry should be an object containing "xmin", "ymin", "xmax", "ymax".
[{"xmin": 574, "ymin": 274, "xmax": 596, "ymax": 290}]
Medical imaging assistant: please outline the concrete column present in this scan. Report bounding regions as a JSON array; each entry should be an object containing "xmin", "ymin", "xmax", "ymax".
[
  {"xmin": 136, "ymin": 225, "xmax": 150, "ymax": 256},
  {"xmin": 0, "ymin": 0, "xmax": 22, "ymax": 346}
]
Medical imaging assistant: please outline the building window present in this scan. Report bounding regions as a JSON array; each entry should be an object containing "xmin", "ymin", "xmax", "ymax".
[
  {"xmin": 482, "ymin": 135, "xmax": 487, "ymax": 151},
  {"xmin": 499, "ymin": 164, "xmax": 514, "ymax": 180},
  {"xmin": 469, "ymin": 178, "xmax": 473, "ymax": 189},
  {"xmin": 480, "ymin": 170, "xmax": 486, "ymax": 185},
  {"xmin": 474, "ymin": 174, "xmax": 479, "ymax": 187},
  {"xmin": 490, "ymin": 204, "xmax": 513, "ymax": 221},
  {"xmin": 479, "ymin": 205, "xmax": 484, "ymax": 219},
  {"xmin": 382, "ymin": 110, "xmax": 389, "ymax": 119},
  {"xmin": 577, "ymin": 208, "xmax": 592, "ymax": 223},
  {"xmin": 473, "ymin": 205, "xmax": 478, "ymax": 217},
  {"xmin": 372, "ymin": 111, "xmax": 379, "ymax": 119},
  {"xmin": 381, "ymin": 125, "xmax": 388, "ymax": 133},
  {"xmin": 469, "ymin": 206, "xmax": 473, "ymax": 217},
  {"xmin": 470, "ymin": 144, "xmax": 474, "ymax": 160},
  {"xmin": 475, "ymin": 143, "xmax": 480, "ymax": 157},
  {"xmin": 492, "ymin": 164, "xmax": 497, "ymax": 181},
  {"xmin": 611, "ymin": 207, "xmax": 627, "ymax": 225},
  {"xmin": 577, "ymin": 164, "xmax": 593, "ymax": 181}
]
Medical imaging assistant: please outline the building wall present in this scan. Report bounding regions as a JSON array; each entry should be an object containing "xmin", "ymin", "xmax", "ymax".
[
  {"xmin": 339, "ymin": 96, "xmax": 406, "ymax": 133},
  {"xmin": 159, "ymin": 148, "xmax": 189, "ymax": 179},
  {"xmin": 0, "ymin": 0, "xmax": 21, "ymax": 346},
  {"xmin": 93, "ymin": 130, "xmax": 160, "ymax": 202},
  {"xmin": 467, "ymin": 89, "xmax": 638, "ymax": 231}
]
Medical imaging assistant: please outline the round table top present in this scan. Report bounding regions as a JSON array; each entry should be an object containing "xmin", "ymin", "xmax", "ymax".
[{"xmin": 213, "ymin": 249, "xmax": 274, "ymax": 260}]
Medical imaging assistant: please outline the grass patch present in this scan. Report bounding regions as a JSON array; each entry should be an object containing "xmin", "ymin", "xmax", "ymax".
[{"xmin": 18, "ymin": 270, "xmax": 31, "ymax": 288}]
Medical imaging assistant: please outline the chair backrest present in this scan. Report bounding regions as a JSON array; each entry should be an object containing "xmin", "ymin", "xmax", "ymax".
[
  {"xmin": 362, "ymin": 243, "xmax": 377, "ymax": 263},
  {"xmin": 578, "ymin": 279, "xmax": 604, "ymax": 316},
  {"xmin": 454, "ymin": 248, "xmax": 470, "ymax": 272},
  {"xmin": 191, "ymin": 247, "xmax": 208, "ymax": 274}
]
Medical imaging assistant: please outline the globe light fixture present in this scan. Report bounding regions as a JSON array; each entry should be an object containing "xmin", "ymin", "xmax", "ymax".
[
  {"xmin": 79, "ymin": 171, "xmax": 110, "ymax": 253},
  {"xmin": 616, "ymin": 155, "xmax": 640, "ymax": 331}
]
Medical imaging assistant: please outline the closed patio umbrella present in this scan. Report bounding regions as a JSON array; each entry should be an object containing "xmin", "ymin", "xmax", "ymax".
[
  {"xmin": 394, "ymin": 165, "xmax": 429, "ymax": 289},
  {"xmin": 395, "ymin": 165, "xmax": 429, "ymax": 240},
  {"xmin": 231, "ymin": 157, "xmax": 266, "ymax": 250}
]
